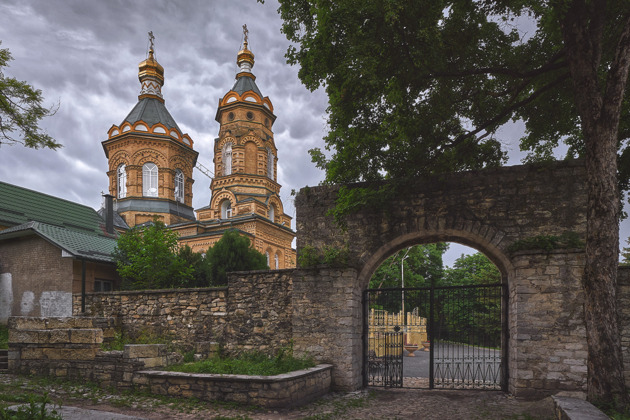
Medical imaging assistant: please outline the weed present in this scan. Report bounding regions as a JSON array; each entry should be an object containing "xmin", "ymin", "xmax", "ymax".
[
  {"xmin": 166, "ymin": 346, "xmax": 315, "ymax": 376},
  {"xmin": 0, "ymin": 393, "xmax": 62, "ymax": 420},
  {"xmin": 0, "ymin": 325, "xmax": 7, "ymax": 350}
]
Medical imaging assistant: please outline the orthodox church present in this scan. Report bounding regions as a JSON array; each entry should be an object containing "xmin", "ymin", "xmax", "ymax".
[{"xmin": 102, "ymin": 31, "xmax": 296, "ymax": 269}]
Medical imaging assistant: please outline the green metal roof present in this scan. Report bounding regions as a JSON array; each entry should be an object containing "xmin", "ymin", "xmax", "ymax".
[
  {"xmin": 0, "ymin": 181, "xmax": 106, "ymax": 234},
  {"xmin": 0, "ymin": 221, "xmax": 117, "ymax": 263},
  {"xmin": 0, "ymin": 182, "xmax": 118, "ymax": 263}
]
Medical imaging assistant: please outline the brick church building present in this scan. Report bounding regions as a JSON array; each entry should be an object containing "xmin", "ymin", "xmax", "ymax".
[{"xmin": 102, "ymin": 32, "xmax": 295, "ymax": 269}]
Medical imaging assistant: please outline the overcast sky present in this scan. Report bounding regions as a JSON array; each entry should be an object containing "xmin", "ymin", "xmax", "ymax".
[{"xmin": 1, "ymin": 0, "xmax": 628, "ymax": 265}]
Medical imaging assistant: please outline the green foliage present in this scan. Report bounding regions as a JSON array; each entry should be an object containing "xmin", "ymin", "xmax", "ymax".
[
  {"xmin": 0, "ymin": 324, "xmax": 7, "ymax": 349},
  {"xmin": 507, "ymin": 231, "xmax": 584, "ymax": 253},
  {"xmin": 177, "ymin": 245, "xmax": 211, "ymax": 287},
  {"xmin": 0, "ymin": 42, "xmax": 60, "ymax": 150},
  {"xmin": 369, "ymin": 244, "xmax": 448, "ymax": 291},
  {"xmin": 113, "ymin": 219, "xmax": 193, "ymax": 290},
  {"xmin": 621, "ymin": 238, "xmax": 630, "ymax": 266},
  {"xmin": 0, "ymin": 393, "xmax": 62, "ymax": 420},
  {"xmin": 205, "ymin": 229, "xmax": 268, "ymax": 286},
  {"xmin": 298, "ymin": 244, "xmax": 350, "ymax": 268},
  {"xmin": 166, "ymin": 347, "xmax": 315, "ymax": 376},
  {"xmin": 444, "ymin": 252, "xmax": 502, "ymax": 286}
]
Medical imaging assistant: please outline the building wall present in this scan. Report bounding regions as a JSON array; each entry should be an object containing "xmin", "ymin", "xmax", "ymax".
[{"xmin": 0, "ymin": 236, "xmax": 73, "ymax": 319}]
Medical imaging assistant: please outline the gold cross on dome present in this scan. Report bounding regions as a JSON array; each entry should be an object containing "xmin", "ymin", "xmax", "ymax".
[
  {"xmin": 242, "ymin": 24, "xmax": 249, "ymax": 44},
  {"xmin": 148, "ymin": 31, "xmax": 155, "ymax": 50}
]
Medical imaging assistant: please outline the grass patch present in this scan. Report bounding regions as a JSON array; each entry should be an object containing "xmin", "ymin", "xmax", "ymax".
[
  {"xmin": 0, "ymin": 325, "xmax": 8, "ymax": 350},
  {"xmin": 166, "ymin": 348, "xmax": 315, "ymax": 376},
  {"xmin": 101, "ymin": 328, "xmax": 176, "ymax": 352}
]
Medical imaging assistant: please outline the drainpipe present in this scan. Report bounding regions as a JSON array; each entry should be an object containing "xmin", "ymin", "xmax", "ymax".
[
  {"xmin": 104, "ymin": 194, "xmax": 114, "ymax": 235},
  {"xmin": 81, "ymin": 259, "xmax": 86, "ymax": 314}
]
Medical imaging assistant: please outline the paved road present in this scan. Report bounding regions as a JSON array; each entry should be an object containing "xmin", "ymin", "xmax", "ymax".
[{"xmin": 399, "ymin": 342, "xmax": 502, "ymax": 387}]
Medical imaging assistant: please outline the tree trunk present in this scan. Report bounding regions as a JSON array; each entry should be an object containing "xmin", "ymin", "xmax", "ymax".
[
  {"xmin": 583, "ymin": 125, "xmax": 628, "ymax": 407},
  {"xmin": 560, "ymin": 0, "xmax": 630, "ymax": 408}
]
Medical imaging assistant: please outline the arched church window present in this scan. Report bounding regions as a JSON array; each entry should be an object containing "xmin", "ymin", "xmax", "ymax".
[
  {"xmin": 269, "ymin": 204, "xmax": 275, "ymax": 222},
  {"xmin": 223, "ymin": 143, "xmax": 232, "ymax": 175},
  {"xmin": 143, "ymin": 162, "xmax": 158, "ymax": 197},
  {"xmin": 220, "ymin": 199, "xmax": 232, "ymax": 219},
  {"xmin": 174, "ymin": 169, "xmax": 184, "ymax": 203},
  {"xmin": 266, "ymin": 251, "xmax": 270, "ymax": 268},
  {"xmin": 117, "ymin": 164, "xmax": 127, "ymax": 198},
  {"xmin": 274, "ymin": 253, "xmax": 279, "ymax": 269},
  {"xmin": 267, "ymin": 147, "xmax": 274, "ymax": 179}
]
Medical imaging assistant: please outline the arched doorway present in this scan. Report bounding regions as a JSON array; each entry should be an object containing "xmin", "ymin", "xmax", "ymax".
[{"xmin": 364, "ymin": 241, "xmax": 507, "ymax": 390}]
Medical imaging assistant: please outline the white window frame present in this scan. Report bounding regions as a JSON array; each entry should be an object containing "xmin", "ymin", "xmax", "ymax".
[
  {"xmin": 267, "ymin": 147, "xmax": 274, "ymax": 179},
  {"xmin": 175, "ymin": 169, "xmax": 184, "ymax": 203},
  {"xmin": 143, "ymin": 162, "xmax": 158, "ymax": 197},
  {"xmin": 274, "ymin": 253, "xmax": 279, "ymax": 269},
  {"xmin": 220, "ymin": 200, "xmax": 232, "ymax": 219},
  {"xmin": 269, "ymin": 205, "xmax": 275, "ymax": 222},
  {"xmin": 223, "ymin": 143, "xmax": 233, "ymax": 175},
  {"xmin": 117, "ymin": 164, "xmax": 127, "ymax": 198}
]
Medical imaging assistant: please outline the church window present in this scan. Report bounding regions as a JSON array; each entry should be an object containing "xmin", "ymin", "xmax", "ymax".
[
  {"xmin": 266, "ymin": 251, "xmax": 270, "ymax": 267},
  {"xmin": 223, "ymin": 143, "xmax": 232, "ymax": 175},
  {"xmin": 269, "ymin": 204, "xmax": 275, "ymax": 222},
  {"xmin": 174, "ymin": 170, "xmax": 184, "ymax": 203},
  {"xmin": 274, "ymin": 253, "xmax": 279, "ymax": 269},
  {"xmin": 267, "ymin": 148, "xmax": 274, "ymax": 179},
  {"xmin": 246, "ymin": 111, "xmax": 254, "ymax": 120},
  {"xmin": 117, "ymin": 164, "xmax": 127, "ymax": 198},
  {"xmin": 143, "ymin": 162, "xmax": 158, "ymax": 197},
  {"xmin": 220, "ymin": 200, "xmax": 232, "ymax": 219}
]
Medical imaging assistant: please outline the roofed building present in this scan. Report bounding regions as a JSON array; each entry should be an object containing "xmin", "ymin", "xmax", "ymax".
[{"xmin": 0, "ymin": 182, "xmax": 122, "ymax": 322}]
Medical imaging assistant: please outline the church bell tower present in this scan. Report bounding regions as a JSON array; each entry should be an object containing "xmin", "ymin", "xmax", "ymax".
[{"xmin": 102, "ymin": 33, "xmax": 198, "ymax": 227}]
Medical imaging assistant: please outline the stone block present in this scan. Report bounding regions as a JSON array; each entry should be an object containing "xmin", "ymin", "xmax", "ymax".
[
  {"xmin": 9, "ymin": 317, "xmax": 47, "ymax": 330},
  {"xmin": 124, "ymin": 344, "xmax": 165, "ymax": 358},
  {"xmin": 141, "ymin": 357, "xmax": 166, "ymax": 368},
  {"xmin": 69, "ymin": 329, "xmax": 103, "ymax": 344}
]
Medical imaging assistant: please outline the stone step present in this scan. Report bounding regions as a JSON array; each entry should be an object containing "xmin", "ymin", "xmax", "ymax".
[{"xmin": 0, "ymin": 349, "xmax": 8, "ymax": 373}]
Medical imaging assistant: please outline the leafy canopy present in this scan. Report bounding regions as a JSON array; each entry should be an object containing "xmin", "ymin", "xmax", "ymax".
[
  {"xmin": 113, "ymin": 220, "xmax": 193, "ymax": 290},
  {"xmin": 0, "ymin": 42, "xmax": 60, "ymax": 149},
  {"xmin": 205, "ymin": 229, "xmax": 268, "ymax": 286},
  {"xmin": 278, "ymin": 0, "xmax": 629, "ymax": 186}
]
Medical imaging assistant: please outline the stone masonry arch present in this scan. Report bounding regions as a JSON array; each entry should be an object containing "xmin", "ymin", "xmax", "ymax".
[{"xmin": 292, "ymin": 160, "xmax": 588, "ymax": 398}]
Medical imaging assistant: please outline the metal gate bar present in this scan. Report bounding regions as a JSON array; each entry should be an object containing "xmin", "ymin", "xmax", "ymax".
[{"xmin": 364, "ymin": 283, "xmax": 506, "ymax": 390}]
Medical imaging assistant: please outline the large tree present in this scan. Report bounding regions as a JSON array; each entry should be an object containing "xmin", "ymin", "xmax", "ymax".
[
  {"xmin": 113, "ymin": 220, "xmax": 193, "ymax": 290},
  {"xmin": 205, "ymin": 229, "xmax": 269, "ymax": 286},
  {"xmin": 278, "ymin": 0, "xmax": 630, "ymax": 407},
  {"xmin": 0, "ymin": 42, "xmax": 60, "ymax": 149}
]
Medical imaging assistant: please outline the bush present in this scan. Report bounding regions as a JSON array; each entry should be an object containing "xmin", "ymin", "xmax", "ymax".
[{"xmin": 205, "ymin": 229, "xmax": 268, "ymax": 286}]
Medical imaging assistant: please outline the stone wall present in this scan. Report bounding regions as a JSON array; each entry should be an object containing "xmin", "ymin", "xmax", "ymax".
[
  {"xmin": 509, "ymin": 250, "xmax": 587, "ymax": 398},
  {"xmin": 143, "ymin": 364, "xmax": 332, "ymax": 408},
  {"xmin": 224, "ymin": 269, "xmax": 294, "ymax": 354},
  {"xmin": 8, "ymin": 316, "xmax": 331, "ymax": 408},
  {"xmin": 73, "ymin": 287, "xmax": 228, "ymax": 348},
  {"xmin": 617, "ymin": 266, "xmax": 630, "ymax": 389},
  {"xmin": 291, "ymin": 268, "xmax": 363, "ymax": 391},
  {"xmin": 295, "ymin": 160, "xmax": 587, "ymax": 284}
]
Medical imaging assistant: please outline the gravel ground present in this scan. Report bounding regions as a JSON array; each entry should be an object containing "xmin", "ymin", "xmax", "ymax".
[{"xmin": 0, "ymin": 374, "xmax": 555, "ymax": 419}]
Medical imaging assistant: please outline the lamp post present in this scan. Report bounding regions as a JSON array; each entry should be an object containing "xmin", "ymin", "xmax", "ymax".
[{"xmin": 401, "ymin": 247, "xmax": 411, "ymax": 323}]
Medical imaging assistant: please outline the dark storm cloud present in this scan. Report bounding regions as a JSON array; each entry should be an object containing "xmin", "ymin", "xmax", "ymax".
[{"xmin": 0, "ymin": 0, "xmax": 329, "ymax": 219}]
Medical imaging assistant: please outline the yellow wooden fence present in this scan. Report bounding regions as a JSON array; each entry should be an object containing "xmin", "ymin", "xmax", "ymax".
[{"xmin": 368, "ymin": 308, "xmax": 428, "ymax": 357}]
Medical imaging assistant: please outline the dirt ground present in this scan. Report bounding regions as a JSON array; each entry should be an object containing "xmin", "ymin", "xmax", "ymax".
[{"xmin": 0, "ymin": 374, "xmax": 556, "ymax": 419}]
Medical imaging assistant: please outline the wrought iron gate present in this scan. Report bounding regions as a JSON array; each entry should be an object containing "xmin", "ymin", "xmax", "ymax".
[{"xmin": 364, "ymin": 283, "xmax": 507, "ymax": 390}]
